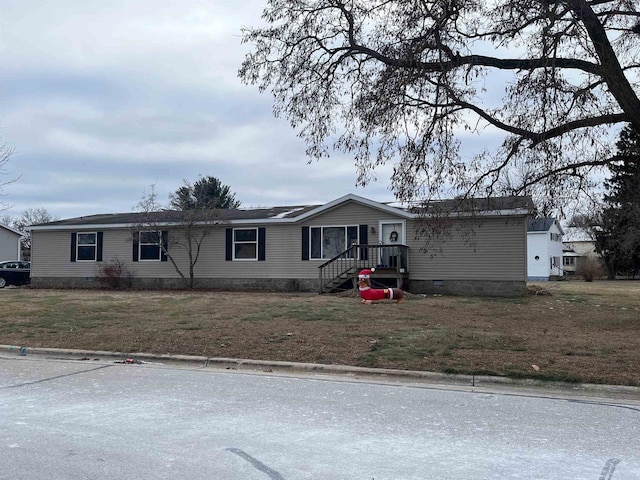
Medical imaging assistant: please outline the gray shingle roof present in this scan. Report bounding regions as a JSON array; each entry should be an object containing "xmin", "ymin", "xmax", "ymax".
[
  {"xmin": 31, "ymin": 204, "xmax": 320, "ymax": 227},
  {"xmin": 30, "ymin": 194, "xmax": 534, "ymax": 229},
  {"xmin": 411, "ymin": 196, "xmax": 535, "ymax": 216},
  {"xmin": 527, "ymin": 218, "xmax": 556, "ymax": 232}
]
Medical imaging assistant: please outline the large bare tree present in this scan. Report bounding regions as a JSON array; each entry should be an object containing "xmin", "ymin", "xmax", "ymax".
[{"xmin": 239, "ymin": 0, "xmax": 640, "ymax": 212}]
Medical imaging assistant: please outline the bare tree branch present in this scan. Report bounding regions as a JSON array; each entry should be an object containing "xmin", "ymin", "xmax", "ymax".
[{"xmin": 240, "ymin": 0, "xmax": 640, "ymax": 212}]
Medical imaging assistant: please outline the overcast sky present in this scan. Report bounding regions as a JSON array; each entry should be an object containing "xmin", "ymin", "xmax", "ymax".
[{"xmin": 0, "ymin": 0, "xmax": 401, "ymax": 221}]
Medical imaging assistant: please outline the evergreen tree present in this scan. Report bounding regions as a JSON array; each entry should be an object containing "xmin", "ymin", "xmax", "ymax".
[
  {"xmin": 170, "ymin": 176, "xmax": 240, "ymax": 211},
  {"xmin": 597, "ymin": 125, "xmax": 640, "ymax": 278}
]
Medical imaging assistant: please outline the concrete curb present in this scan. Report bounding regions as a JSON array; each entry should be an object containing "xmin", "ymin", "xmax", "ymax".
[{"xmin": 2, "ymin": 344, "xmax": 639, "ymax": 396}]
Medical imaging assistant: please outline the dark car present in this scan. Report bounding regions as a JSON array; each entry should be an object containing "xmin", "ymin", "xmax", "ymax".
[{"xmin": 0, "ymin": 261, "xmax": 31, "ymax": 288}]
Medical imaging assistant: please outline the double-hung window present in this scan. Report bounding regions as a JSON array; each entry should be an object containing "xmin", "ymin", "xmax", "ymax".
[
  {"xmin": 132, "ymin": 231, "xmax": 167, "ymax": 262},
  {"xmin": 233, "ymin": 228, "xmax": 258, "ymax": 260},
  {"xmin": 71, "ymin": 232, "xmax": 103, "ymax": 262},
  {"xmin": 310, "ymin": 226, "xmax": 358, "ymax": 260},
  {"xmin": 139, "ymin": 231, "xmax": 162, "ymax": 261},
  {"xmin": 225, "ymin": 228, "xmax": 265, "ymax": 261},
  {"xmin": 76, "ymin": 232, "xmax": 98, "ymax": 261}
]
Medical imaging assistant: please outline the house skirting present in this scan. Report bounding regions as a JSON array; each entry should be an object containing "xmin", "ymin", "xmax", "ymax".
[
  {"xmin": 407, "ymin": 279, "xmax": 527, "ymax": 297},
  {"xmin": 29, "ymin": 277, "xmax": 318, "ymax": 292},
  {"xmin": 30, "ymin": 277, "xmax": 526, "ymax": 296}
]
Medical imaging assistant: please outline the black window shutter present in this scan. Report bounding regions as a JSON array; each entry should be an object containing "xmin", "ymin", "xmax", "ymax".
[
  {"xmin": 132, "ymin": 231, "xmax": 139, "ymax": 262},
  {"xmin": 96, "ymin": 232, "xmax": 104, "ymax": 262},
  {"xmin": 70, "ymin": 233, "xmax": 77, "ymax": 262},
  {"xmin": 161, "ymin": 230, "xmax": 168, "ymax": 262},
  {"xmin": 359, "ymin": 224, "xmax": 368, "ymax": 260},
  {"xmin": 258, "ymin": 228, "xmax": 266, "ymax": 261},
  {"xmin": 225, "ymin": 228, "xmax": 233, "ymax": 261},
  {"xmin": 301, "ymin": 227, "xmax": 309, "ymax": 261}
]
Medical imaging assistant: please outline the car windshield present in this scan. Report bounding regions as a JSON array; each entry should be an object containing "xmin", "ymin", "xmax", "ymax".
[{"xmin": 0, "ymin": 262, "xmax": 29, "ymax": 269}]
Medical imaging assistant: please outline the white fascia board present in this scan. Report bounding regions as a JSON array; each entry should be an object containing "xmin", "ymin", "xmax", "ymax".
[
  {"xmin": 29, "ymin": 218, "xmax": 295, "ymax": 231},
  {"xmin": 1, "ymin": 224, "xmax": 24, "ymax": 236},
  {"xmin": 29, "ymin": 223, "xmax": 161, "ymax": 231},
  {"xmin": 28, "ymin": 218, "xmax": 286, "ymax": 231}
]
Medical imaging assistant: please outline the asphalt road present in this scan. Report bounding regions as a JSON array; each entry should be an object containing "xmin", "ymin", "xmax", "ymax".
[{"xmin": 1, "ymin": 355, "xmax": 639, "ymax": 480}]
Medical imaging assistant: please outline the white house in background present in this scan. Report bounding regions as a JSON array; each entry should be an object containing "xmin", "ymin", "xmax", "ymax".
[
  {"xmin": 0, "ymin": 224, "xmax": 23, "ymax": 261},
  {"xmin": 527, "ymin": 218, "xmax": 564, "ymax": 281},
  {"xmin": 561, "ymin": 226, "xmax": 599, "ymax": 275}
]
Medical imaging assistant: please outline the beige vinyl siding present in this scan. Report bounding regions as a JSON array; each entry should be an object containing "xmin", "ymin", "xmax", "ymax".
[
  {"xmin": 199, "ymin": 202, "xmax": 407, "ymax": 280},
  {"xmin": 191, "ymin": 225, "xmax": 309, "ymax": 279},
  {"xmin": 297, "ymin": 202, "xmax": 407, "ymax": 275},
  {"xmin": 302, "ymin": 202, "xmax": 402, "ymax": 230},
  {"xmin": 407, "ymin": 216, "xmax": 527, "ymax": 281},
  {"xmin": 30, "ymin": 203, "xmax": 527, "ymax": 284},
  {"xmin": 31, "ymin": 201, "xmax": 407, "ymax": 280},
  {"xmin": 32, "ymin": 229, "xmax": 176, "ymax": 278},
  {"xmin": 32, "ymin": 225, "xmax": 323, "ymax": 280},
  {"xmin": 32, "ymin": 230, "xmax": 87, "ymax": 277}
]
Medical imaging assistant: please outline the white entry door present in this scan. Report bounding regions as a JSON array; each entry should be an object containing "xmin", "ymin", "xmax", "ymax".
[{"xmin": 379, "ymin": 221, "xmax": 404, "ymax": 268}]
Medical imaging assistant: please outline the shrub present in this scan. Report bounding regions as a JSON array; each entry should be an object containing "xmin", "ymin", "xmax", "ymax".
[
  {"xmin": 577, "ymin": 255, "xmax": 604, "ymax": 282},
  {"xmin": 96, "ymin": 258, "xmax": 133, "ymax": 289}
]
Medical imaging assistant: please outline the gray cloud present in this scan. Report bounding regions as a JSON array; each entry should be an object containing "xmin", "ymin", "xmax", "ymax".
[{"xmin": 0, "ymin": 0, "xmax": 402, "ymax": 221}]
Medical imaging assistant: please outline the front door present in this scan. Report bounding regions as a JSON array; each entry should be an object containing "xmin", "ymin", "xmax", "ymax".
[{"xmin": 379, "ymin": 221, "xmax": 404, "ymax": 268}]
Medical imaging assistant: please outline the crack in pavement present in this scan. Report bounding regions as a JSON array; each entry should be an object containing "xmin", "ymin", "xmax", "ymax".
[
  {"xmin": 226, "ymin": 448, "xmax": 286, "ymax": 480},
  {"xmin": 600, "ymin": 458, "xmax": 621, "ymax": 480},
  {"xmin": 0, "ymin": 365, "xmax": 113, "ymax": 390}
]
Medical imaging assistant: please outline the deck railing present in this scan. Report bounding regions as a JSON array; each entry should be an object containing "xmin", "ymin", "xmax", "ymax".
[{"xmin": 318, "ymin": 244, "xmax": 409, "ymax": 293}]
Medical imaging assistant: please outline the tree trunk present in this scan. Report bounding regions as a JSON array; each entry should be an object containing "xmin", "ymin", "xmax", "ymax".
[{"xmin": 569, "ymin": 0, "xmax": 640, "ymax": 132}]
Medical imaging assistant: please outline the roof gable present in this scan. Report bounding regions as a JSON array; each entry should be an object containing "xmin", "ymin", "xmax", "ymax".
[
  {"xmin": 0, "ymin": 224, "xmax": 23, "ymax": 236},
  {"xmin": 294, "ymin": 194, "xmax": 413, "ymax": 222},
  {"xmin": 528, "ymin": 218, "xmax": 564, "ymax": 234}
]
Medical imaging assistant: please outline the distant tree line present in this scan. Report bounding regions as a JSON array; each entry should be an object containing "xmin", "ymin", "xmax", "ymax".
[{"xmin": 1, "ymin": 208, "xmax": 59, "ymax": 259}]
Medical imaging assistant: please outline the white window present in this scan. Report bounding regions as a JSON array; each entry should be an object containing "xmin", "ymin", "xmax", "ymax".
[
  {"xmin": 139, "ymin": 231, "xmax": 162, "ymax": 261},
  {"xmin": 310, "ymin": 226, "xmax": 358, "ymax": 260},
  {"xmin": 77, "ymin": 232, "xmax": 97, "ymax": 261},
  {"xmin": 234, "ymin": 228, "xmax": 258, "ymax": 260},
  {"xmin": 563, "ymin": 257, "xmax": 575, "ymax": 266}
]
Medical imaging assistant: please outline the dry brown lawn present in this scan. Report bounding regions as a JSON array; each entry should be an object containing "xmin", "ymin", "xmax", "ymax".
[{"xmin": 0, "ymin": 280, "xmax": 639, "ymax": 386}]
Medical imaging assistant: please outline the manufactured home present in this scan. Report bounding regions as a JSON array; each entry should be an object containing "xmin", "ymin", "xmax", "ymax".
[{"xmin": 29, "ymin": 194, "xmax": 533, "ymax": 296}]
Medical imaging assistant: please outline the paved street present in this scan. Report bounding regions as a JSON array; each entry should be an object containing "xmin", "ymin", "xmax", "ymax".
[{"xmin": 1, "ymin": 355, "xmax": 639, "ymax": 479}]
